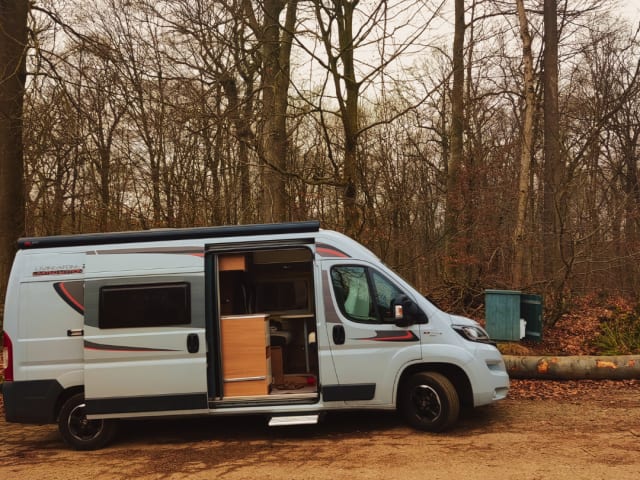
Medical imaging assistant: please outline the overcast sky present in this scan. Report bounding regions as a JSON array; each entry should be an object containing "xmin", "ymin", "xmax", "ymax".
[{"xmin": 620, "ymin": 0, "xmax": 640, "ymax": 21}]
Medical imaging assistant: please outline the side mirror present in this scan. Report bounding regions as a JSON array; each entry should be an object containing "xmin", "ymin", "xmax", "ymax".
[{"xmin": 392, "ymin": 295, "xmax": 425, "ymax": 327}]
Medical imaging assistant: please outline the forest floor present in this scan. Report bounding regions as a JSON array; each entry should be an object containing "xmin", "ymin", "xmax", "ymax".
[
  {"xmin": 500, "ymin": 294, "xmax": 640, "ymax": 399},
  {"xmin": 1, "ymin": 296, "xmax": 639, "ymax": 479}
]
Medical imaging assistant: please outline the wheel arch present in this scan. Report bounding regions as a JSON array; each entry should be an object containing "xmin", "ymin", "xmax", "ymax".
[
  {"xmin": 397, "ymin": 363, "xmax": 473, "ymax": 408},
  {"xmin": 54, "ymin": 385, "xmax": 84, "ymax": 422}
]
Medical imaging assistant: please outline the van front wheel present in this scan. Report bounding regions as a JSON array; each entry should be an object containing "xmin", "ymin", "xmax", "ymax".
[
  {"xmin": 399, "ymin": 372, "xmax": 460, "ymax": 432},
  {"xmin": 58, "ymin": 393, "xmax": 117, "ymax": 450}
]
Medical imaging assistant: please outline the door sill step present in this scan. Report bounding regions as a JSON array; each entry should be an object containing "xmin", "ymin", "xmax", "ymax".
[
  {"xmin": 268, "ymin": 414, "xmax": 319, "ymax": 426},
  {"xmin": 209, "ymin": 392, "xmax": 318, "ymax": 409}
]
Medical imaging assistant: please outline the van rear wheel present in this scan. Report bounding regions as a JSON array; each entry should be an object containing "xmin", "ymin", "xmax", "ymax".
[
  {"xmin": 399, "ymin": 371, "xmax": 460, "ymax": 432},
  {"xmin": 58, "ymin": 393, "xmax": 117, "ymax": 450}
]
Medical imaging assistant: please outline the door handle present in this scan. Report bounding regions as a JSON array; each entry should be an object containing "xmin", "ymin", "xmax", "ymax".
[
  {"xmin": 332, "ymin": 325, "xmax": 345, "ymax": 345},
  {"xmin": 187, "ymin": 333, "xmax": 199, "ymax": 353}
]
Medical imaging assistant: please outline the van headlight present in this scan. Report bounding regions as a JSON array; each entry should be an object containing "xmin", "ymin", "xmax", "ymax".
[{"xmin": 452, "ymin": 325, "xmax": 493, "ymax": 344}]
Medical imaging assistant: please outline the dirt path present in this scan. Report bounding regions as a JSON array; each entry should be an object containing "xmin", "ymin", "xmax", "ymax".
[{"xmin": 1, "ymin": 384, "xmax": 639, "ymax": 480}]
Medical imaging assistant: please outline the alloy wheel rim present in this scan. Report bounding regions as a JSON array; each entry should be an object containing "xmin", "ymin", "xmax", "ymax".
[
  {"xmin": 68, "ymin": 402, "xmax": 104, "ymax": 442},
  {"xmin": 411, "ymin": 384, "xmax": 442, "ymax": 422}
]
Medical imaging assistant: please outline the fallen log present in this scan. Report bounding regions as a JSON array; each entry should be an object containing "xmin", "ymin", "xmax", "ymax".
[{"xmin": 503, "ymin": 355, "xmax": 640, "ymax": 380}]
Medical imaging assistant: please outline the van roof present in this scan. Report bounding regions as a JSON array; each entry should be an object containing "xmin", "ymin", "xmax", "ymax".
[{"xmin": 17, "ymin": 221, "xmax": 321, "ymax": 250}]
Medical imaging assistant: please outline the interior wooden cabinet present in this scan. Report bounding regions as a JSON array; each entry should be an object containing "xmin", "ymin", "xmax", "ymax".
[
  {"xmin": 219, "ymin": 254, "xmax": 246, "ymax": 272},
  {"xmin": 221, "ymin": 314, "xmax": 270, "ymax": 397}
]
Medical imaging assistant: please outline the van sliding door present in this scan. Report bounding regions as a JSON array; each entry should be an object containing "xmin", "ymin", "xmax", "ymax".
[{"xmin": 83, "ymin": 251, "xmax": 208, "ymax": 418}]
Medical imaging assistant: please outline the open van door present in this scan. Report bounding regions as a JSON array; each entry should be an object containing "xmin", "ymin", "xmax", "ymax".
[{"xmin": 82, "ymin": 251, "xmax": 209, "ymax": 418}]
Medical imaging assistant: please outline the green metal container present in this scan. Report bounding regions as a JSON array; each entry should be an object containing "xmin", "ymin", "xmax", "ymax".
[{"xmin": 485, "ymin": 290, "xmax": 522, "ymax": 341}]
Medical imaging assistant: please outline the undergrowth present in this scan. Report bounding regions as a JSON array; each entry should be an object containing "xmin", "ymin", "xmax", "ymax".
[{"xmin": 595, "ymin": 304, "xmax": 640, "ymax": 355}]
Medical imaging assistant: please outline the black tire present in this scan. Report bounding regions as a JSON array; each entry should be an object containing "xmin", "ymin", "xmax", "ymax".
[
  {"xmin": 399, "ymin": 371, "xmax": 460, "ymax": 432},
  {"xmin": 58, "ymin": 393, "xmax": 117, "ymax": 450}
]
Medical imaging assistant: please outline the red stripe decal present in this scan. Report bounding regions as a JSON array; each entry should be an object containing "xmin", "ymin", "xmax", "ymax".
[
  {"xmin": 317, "ymin": 246, "xmax": 349, "ymax": 258},
  {"xmin": 59, "ymin": 282, "xmax": 85, "ymax": 313},
  {"xmin": 84, "ymin": 340, "xmax": 177, "ymax": 352},
  {"xmin": 371, "ymin": 332, "xmax": 416, "ymax": 341},
  {"xmin": 359, "ymin": 331, "xmax": 419, "ymax": 342}
]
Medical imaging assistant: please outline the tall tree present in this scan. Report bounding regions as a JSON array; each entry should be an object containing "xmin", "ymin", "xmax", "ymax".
[
  {"xmin": 444, "ymin": 0, "xmax": 465, "ymax": 282},
  {"xmin": 513, "ymin": 0, "xmax": 536, "ymax": 288},
  {"xmin": 149, "ymin": 0, "xmax": 260, "ymax": 224},
  {"xmin": 543, "ymin": 0, "xmax": 565, "ymax": 321},
  {"xmin": 314, "ymin": 0, "xmax": 361, "ymax": 236},
  {"xmin": 249, "ymin": 0, "xmax": 299, "ymax": 222},
  {"xmin": 0, "ymin": 0, "xmax": 28, "ymax": 314},
  {"xmin": 311, "ymin": 0, "xmax": 443, "ymax": 238}
]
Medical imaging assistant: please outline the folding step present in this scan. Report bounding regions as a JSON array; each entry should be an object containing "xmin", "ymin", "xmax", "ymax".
[{"xmin": 268, "ymin": 414, "xmax": 319, "ymax": 426}]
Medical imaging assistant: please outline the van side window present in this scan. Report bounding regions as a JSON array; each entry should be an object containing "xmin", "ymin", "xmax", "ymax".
[
  {"xmin": 99, "ymin": 282, "xmax": 191, "ymax": 329},
  {"xmin": 371, "ymin": 270, "xmax": 404, "ymax": 323},
  {"xmin": 331, "ymin": 266, "xmax": 404, "ymax": 324}
]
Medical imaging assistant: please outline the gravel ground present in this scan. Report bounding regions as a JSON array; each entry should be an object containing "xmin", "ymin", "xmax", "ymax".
[{"xmin": 1, "ymin": 381, "xmax": 639, "ymax": 480}]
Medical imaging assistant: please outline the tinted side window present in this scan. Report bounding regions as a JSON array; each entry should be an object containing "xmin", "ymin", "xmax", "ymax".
[
  {"xmin": 331, "ymin": 266, "xmax": 375, "ymax": 323},
  {"xmin": 99, "ymin": 282, "xmax": 191, "ymax": 329},
  {"xmin": 331, "ymin": 266, "xmax": 404, "ymax": 324}
]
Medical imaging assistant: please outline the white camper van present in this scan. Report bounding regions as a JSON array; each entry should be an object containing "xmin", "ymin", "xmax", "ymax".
[{"xmin": 1, "ymin": 221, "xmax": 508, "ymax": 449}]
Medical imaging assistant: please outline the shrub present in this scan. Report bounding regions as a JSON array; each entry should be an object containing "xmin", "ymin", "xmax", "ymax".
[{"xmin": 595, "ymin": 305, "xmax": 640, "ymax": 355}]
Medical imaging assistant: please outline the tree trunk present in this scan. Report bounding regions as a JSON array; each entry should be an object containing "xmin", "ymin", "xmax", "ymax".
[
  {"xmin": 444, "ymin": 0, "xmax": 465, "ymax": 282},
  {"xmin": 0, "ymin": 0, "xmax": 28, "ymax": 313},
  {"xmin": 513, "ymin": 0, "xmax": 536, "ymax": 288},
  {"xmin": 338, "ymin": 0, "xmax": 360, "ymax": 238},
  {"xmin": 259, "ymin": 0, "xmax": 297, "ymax": 223},
  {"xmin": 543, "ymin": 0, "xmax": 566, "ymax": 323},
  {"xmin": 503, "ymin": 355, "xmax": 640, "ymax": 380},
  {"xmin": 313, "ymin": 0, "xmax": 361, "ymax": 238},
  {"xmin": 239, "ymin": 78, "xmax": 255, "ymax": 224},
  {"xmin": 97, "ymin": 145, "xmax": 111, "ymax": 231}
]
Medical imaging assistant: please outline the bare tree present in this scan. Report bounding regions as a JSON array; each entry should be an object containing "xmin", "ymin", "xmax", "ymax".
[
  {"xmin": 512, "ymin": 0, "xmax": 537, "ymax": 287},
  {"xmin": 310, "ymin": 0, "xmax": 444, "ymax": 238},
  {"xmin": 149, "ymin": 0, "xmax": 260, "ymax": 224},
  {"xmin": 0, "ymin": 0, "xmax": 28, "ymax": 312},
  {"xmin": 13, "ymin": 0, "xmax": 640, "ymax": 310},
  {"xmin": 561, "ymin": 17, "xmax": 640, "ymax": 293},
  {"xmin": 258, "ymin": 0, "xmax": 298, "ymax": 222},
  {"xmin": 444, "ymin": 0, "xmax": 466, "ymax": 282},
  {"xmin": 542, "ymin": 0, "xmax": 566, "ymax": 322}
]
